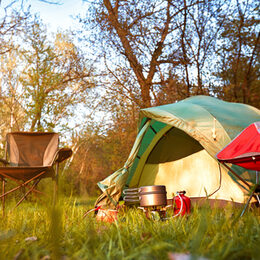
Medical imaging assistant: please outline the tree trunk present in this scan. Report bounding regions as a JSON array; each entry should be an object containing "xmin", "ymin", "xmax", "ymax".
[{"xmin": 182, "ymin": 0, "xmax": 190, "ymax": 97}]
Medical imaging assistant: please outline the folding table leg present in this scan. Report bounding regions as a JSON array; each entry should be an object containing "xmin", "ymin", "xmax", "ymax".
[
  {"xmin": 256, "ymin": 171, "xmax": 260, "ymax": 204},
  {"xmin": 240, "ymin": 185, "xmax": 258, "ymax": 217}
]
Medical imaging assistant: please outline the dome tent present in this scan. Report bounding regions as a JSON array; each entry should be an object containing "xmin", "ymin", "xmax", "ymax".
[{"xmin": 95, "ymin": 96, "xmax": 260, "ymax": 209}]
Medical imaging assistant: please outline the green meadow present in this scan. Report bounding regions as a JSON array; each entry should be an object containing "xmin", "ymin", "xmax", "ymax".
[{"xmin": 0, "ymin": 196, "xmax": 259, "ymax": 260}]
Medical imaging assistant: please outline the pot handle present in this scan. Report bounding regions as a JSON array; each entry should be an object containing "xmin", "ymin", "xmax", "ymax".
[
  {"xmin": 123, "ymin": 195, "xmax": 141, "ymax": 202},
  {"xmin": 122, "ymin": 187, "xmax": 140, "ymax": 195}
]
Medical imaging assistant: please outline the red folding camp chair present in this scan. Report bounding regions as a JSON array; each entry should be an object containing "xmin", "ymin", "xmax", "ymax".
[
  {"xmin": 0, "ymin": 132, "xmax": 72, "ymax": 213},
  {"xmin": 216, "ymin": 122, "xmax": 260, "ymax": 216}
]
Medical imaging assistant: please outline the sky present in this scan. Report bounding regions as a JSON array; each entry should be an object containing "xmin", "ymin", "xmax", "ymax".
[
  {"xmin": 1, "ymin": 0, "xmax": 87, "ymax": 32},
  {"xmin": 29, "ymin": 0, "xmax": 87, "ymax": 32}
]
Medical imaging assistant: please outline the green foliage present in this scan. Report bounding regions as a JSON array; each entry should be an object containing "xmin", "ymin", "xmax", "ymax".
[
  {"xmin": 18, "ymin": 16, "xmax": 93, "ymax": 132},
  {"xmin": 0, "ymin": 199, "xmax": 259, "ymax": 259}
]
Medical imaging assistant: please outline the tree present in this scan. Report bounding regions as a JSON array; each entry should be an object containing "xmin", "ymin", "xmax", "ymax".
[
  {"xmin": 0, "ymin": 48, "xmax": 26, "ymax": 138},
  {"xmin": 0, "ymin": 2, "xmax": 29, "ymax": 148},
  {"xmin": 81, "ymin": 0, "xmax": 192, "ymax": 108},
  {"xmin": 214, "ymin": 0, "xmax": 259, "ymax": 108},
  {"xmin": 19, "ymin": 16, "xmax": 94, "ymax": 132},
  {"xmin": 81, "ymin": 0, "xmax": 238, "ymax": 110},
  {"xmin": 69, "ymin": 102, "xmax": 138, "ymax": 196},
  {"xmin": 176, "ymin": 0, "xmax": 230, "ymax": 95},
  {"xmin": 0, "ymin": 1, "xmax": 29, "ymax": 56}
]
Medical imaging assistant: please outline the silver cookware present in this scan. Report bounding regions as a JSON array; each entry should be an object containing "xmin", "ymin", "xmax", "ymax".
[{"xmin": 123, "ymin": 185, "xmax": 167, "ymax": 207}]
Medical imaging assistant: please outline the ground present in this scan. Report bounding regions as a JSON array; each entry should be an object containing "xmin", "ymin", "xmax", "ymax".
[{"xmin": 0, "ymin": 196, "xmax": 259, "ymax": 259}]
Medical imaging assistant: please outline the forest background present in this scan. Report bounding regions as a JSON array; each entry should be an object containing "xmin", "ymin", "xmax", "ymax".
[{"xmin": 0, "ymin": 0, "xmax": 259, "ymax": 197}]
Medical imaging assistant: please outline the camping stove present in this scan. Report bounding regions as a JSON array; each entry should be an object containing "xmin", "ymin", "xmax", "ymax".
[
  {"xmin": 123, "ymin": 186, "xmax": 191, "ymax": 220},
  {"xmin": 123, "ymin": 185, "xmax": 167, "ymax": 220},
  {"xmin": 138, "ymin": 205, "xmax": 167, "ymax": 220}
]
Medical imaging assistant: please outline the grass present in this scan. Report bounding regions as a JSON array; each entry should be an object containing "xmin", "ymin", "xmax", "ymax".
[{"xmin": 0, "ymin": 196, "xmax": 259, "ymax": 260}]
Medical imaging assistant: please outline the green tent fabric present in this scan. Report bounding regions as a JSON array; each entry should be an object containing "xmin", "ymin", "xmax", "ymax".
[{"xmin": 95, "ymin": 96, "xmax": 260, "ymax": 209}]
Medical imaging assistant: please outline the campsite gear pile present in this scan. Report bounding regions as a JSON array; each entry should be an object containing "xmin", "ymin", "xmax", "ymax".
[
  {"xmin": 123, "ymin": 185, "xmax": 191, "ymax": 220},
  {"xmin": 95, "ymin": 96, "xmax": 260, "ymax": 210},
  {"xmin": 83, "ymin": 185, "xmax": 191, "ymax": 223}
]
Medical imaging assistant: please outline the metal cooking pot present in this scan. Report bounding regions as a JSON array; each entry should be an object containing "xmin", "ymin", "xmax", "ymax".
[
  {"xmin": 139, "ymin": 185, "xmax": 167, "ymax": 207},
  {"xmin": 123, "ymin": 185, "xmax": 167, "ymax": 207}
]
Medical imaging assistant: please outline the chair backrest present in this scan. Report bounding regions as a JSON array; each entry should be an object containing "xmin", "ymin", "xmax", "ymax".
[{"xmin": 6, "ymin": 132, "xmax": 59, "ymax": 167}]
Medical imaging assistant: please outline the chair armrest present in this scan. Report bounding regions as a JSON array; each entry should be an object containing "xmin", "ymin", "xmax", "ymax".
[
  {"xmin": 54, "ymin": 148, "xmax": 73, "ymax": 163},
  {"xmin": 0, "ymin": 158, "xmax": 9, "ymax": 166}
]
